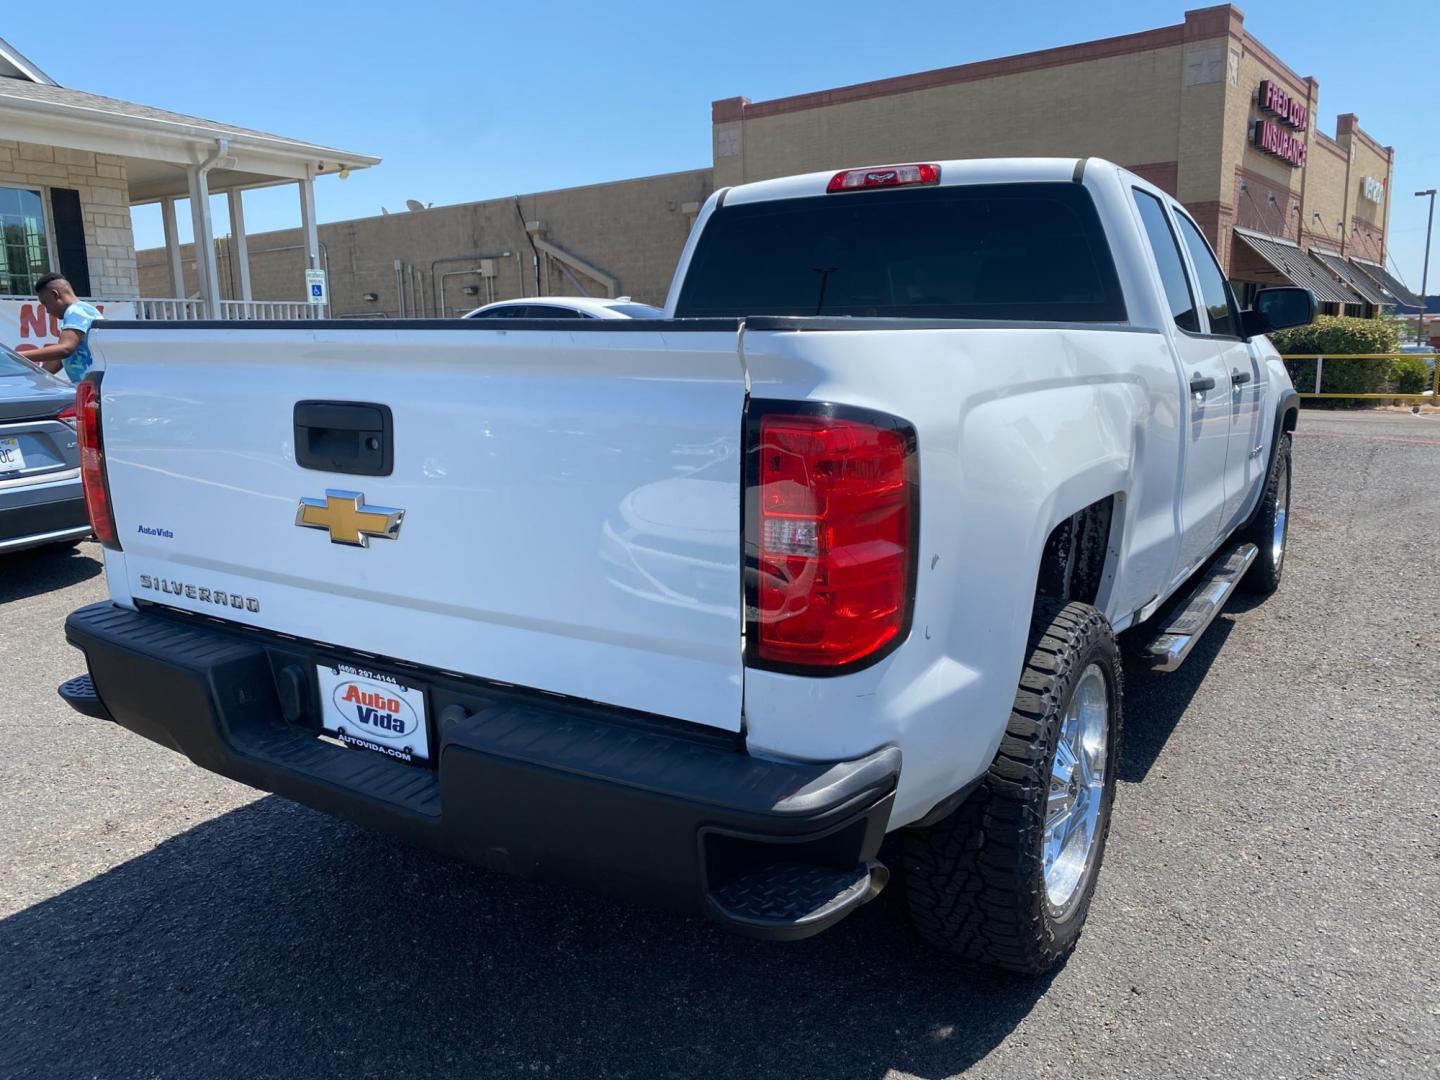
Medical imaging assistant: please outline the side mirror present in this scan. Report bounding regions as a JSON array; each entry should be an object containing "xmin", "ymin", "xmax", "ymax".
[{"xmin": 1242, "ymin": 287, "xmax": 1316, "ymax": 339}]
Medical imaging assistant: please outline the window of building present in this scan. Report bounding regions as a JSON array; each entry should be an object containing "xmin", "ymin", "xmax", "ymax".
[
  {"xmin": 1132, "ymin": 189, "xmax": 1199, "ymax": 333},
  {"xmin": 1173, "ymin": 212, "xmax": 1239, "ymax": 338},
  {"xmin": 0, "ymin": 186, "xmax": 52, "ymax": 297}
]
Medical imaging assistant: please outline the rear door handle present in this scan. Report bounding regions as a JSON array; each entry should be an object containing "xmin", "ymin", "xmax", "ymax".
[
  {"xmin": 1231, "ymin": 370, "xmax": 1253, "ymax": 385},
  {"xmin": 1189, "ymin": 374, "xmax": 1217, "ymax": 393}
]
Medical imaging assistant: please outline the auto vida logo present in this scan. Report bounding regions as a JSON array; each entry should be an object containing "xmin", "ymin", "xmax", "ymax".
[{"xmin": 332, "ymin": 680, "xmax": 418, "ymax": 741}]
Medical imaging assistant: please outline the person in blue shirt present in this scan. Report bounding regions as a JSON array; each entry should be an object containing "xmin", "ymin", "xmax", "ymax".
[{"xmin": 28, "ymin": 273, "xmax": 103, "ymax": 383}]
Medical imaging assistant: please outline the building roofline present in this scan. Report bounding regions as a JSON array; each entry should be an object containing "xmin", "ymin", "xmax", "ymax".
[
  {"xmin": 0, "ymin": 82, "xmax": 380, "ymax": 168},
  {"xmin": 1241, "ymin": 31, "xmax": 1312, "ymax": 97},
  {"xmin": 299, "ymin": 166, "xmax": 715, "ymax": 232},
  {"xmin": 711, "ymin": 6, "xmax": 1269, "ymax": 123},
  {"xmin": 712, "ymin": 20, "xmax": 1193, "ymax": 123},
  {"xmin": 1313, "ymin": 130, "xmax": 1348, "ymax": 162},
  {"xmin": 0, "ymin": 35, "xmax": 58, "ymax": 85},
  {"xmin": 1336, "ymin": 113, "xmax": 1393, "ymax": 160}
]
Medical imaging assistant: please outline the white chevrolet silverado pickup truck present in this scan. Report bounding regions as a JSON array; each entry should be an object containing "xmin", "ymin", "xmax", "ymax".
[{"xmin": 58, "ymin": 158, "xmax": 1312, "ymax": 973}]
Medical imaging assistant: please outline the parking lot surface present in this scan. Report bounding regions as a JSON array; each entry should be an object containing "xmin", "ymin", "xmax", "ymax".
[{"xmin": 1, "ymin": 410, "xmax": 1436, "ymax": 1080}]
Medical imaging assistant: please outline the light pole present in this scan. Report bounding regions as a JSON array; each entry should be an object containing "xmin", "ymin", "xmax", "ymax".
[{"xmin": 1417, "ymin": 189, "xmax": 1436, "ymax": 347}]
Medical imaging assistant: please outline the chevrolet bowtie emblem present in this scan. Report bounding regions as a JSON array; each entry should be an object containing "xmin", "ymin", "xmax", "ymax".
[{"xmin": 295, "ymin": 490, "xmax": 404, "ymax": 547}]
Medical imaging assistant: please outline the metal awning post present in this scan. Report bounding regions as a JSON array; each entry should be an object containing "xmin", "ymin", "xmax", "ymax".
[
  {"xmin": 227, "ymin": 188, "xmax": 252, "ymax": 303},
  {"xmin": 160, "ymin": 197, "xmax": 185, "ymax": 298}
]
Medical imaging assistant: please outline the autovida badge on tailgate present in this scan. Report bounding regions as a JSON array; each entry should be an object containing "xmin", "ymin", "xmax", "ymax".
[{"xmin": 295, "ymin": 489, "xmax": 404, "ymax": 547}]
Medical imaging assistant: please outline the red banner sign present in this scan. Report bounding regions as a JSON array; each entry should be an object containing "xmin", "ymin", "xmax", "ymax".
[{"xmin": 1, "ymin": 299, "xmax": 134, "ymax": 354}]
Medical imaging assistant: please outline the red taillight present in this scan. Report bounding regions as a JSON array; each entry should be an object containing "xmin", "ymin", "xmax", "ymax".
[
  {"xmin": 826, "ymin": 163, "xmax": 940, "ymax": 194},
  {"xmin": 57, "ymin": 402, "xmax": 77, "ymax": 423},
  {"xmin": 747, "ymin": 409, "xmax": 916, "ymax": 670},
  {"xmin": 75, "ymin": 378, "xmax": 120, "ymax": 549}
]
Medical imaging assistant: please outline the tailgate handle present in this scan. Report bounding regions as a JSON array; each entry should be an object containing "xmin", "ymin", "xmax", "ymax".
[{"xmin": 293, "ymin": 400, "xmax": 393, "ymax": 476}]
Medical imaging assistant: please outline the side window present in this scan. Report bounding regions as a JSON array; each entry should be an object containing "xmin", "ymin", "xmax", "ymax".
[
  {"xmin": 1132, "ymin": 189, "xmax": 1199, "ymax": 333},
  {"xmin": 526, "ymin": 306, "xmax": 586, "ymax": 319},
  {"xmin": 1173, "ymin": 212, "xmax": 1239, "ymax": 337}
]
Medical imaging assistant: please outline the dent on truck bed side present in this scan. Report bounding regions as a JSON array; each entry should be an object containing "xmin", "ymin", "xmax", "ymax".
[{"xmin": 738, "ymin": 323, "xmax": 1182, "ymax": 828}]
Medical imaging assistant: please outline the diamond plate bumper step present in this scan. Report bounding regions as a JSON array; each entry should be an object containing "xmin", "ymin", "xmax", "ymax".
[
  {"xmin": 706, "ymin": 859, "xmax": 890, "ymax": 941},
  {"xmin": 58, "ymin": 673, "xmax": 111, "ymax": 722}
]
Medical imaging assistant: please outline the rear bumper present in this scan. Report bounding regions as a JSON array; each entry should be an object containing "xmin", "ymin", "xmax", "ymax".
[
  {"xmin": 61, "ymin": 602, "xmax": 898, "ymax": 940},
  {"xmin": 0, "ymin": 474, "xmax": 88, "ymax": 552}
]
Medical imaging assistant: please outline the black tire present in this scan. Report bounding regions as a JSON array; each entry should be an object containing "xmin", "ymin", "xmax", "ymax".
[
  {"xmin": 902, "ymin": 601, "xmax": 1123, "ymax": 974},
  {"xmin": 1241, "ymin": 432, "xmax": 1291, "ymax": 594}
]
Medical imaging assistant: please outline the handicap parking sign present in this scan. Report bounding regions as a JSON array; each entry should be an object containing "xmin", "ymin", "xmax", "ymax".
[{"xmin": 305, "ymin": 269, "xmax": 328, "ymax": 305}]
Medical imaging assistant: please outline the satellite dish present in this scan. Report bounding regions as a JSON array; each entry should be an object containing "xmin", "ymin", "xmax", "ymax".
[
  {"xmin": 406, "ymin": 199, "xmax": 426, "ymax": 212},
  {"xmin": 381, "ymin": 207, "xmax": 390, "ymax": 215}
]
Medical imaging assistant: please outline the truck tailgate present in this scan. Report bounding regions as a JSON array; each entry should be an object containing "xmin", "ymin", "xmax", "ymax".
[{"xmin": 92, "ymin": 323, "xmax": 746, "ymax": 731}]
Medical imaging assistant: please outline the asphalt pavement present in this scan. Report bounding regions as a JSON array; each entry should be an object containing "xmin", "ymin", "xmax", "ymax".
[{"xmin": 1, "ymin": 410, "xmax": 1436, "ymax": 1079}]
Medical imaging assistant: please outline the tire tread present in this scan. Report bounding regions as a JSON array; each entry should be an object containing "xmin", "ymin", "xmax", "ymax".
[{"xmin": 902, "ymin": 600, "xmax": 1123, "ymax": 974}]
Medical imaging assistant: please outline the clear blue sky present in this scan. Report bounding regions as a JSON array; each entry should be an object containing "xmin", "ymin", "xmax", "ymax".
[{"xmin": 28, "ymin": 0, "xmax": 1440, "ymax": 291}]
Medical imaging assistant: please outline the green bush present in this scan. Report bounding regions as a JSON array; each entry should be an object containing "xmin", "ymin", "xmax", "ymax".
[
  {"xmin": 1271, "ymin": 315, "xmax": 1402, "ymax": 396},
  {"xmin": 1389, "ymin": 355, "xmax": 1432, "ymax": 395}
]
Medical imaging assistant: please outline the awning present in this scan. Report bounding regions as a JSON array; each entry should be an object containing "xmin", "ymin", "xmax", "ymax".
[
  {"xmin": 1309, "ymin": 249, "xmax": 1391, "ymax": 306},
  {"xmin": 1231, "ymin": 228, "xmax": 1364, "ymax": 305},
  {"xmin": 1348, "ymin": 259, "xmax": 1424, "ymax": 308}
]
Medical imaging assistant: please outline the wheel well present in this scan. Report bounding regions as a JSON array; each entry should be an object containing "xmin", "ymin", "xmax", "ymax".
[
  {"xmin": 1282, "ymin": 405, "xmax": 1299, "ymax": 434},
  {"xmin": 1036, "ymin": 496, "xmax": 1116, "ymax": 608}
]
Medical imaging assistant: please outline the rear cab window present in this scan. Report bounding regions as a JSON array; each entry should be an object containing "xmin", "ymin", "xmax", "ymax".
[{"xmin": 675, "ymin": 182, "xmax": 1126, "ymax": 322}]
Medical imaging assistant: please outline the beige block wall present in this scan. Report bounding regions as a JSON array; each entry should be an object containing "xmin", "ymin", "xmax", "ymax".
[
  {"xmin": 1302, "ymin": 136, "xmax": 1350, "ymax": 250},
  {"xmin": 715, "ymin": 45, "xmax": 1190, "ymax": 190},
  {"xmin": 0, "ymin": 139, "xmax": 138, "ymax": 297},
  {"xmin": 139, "ymin": 168, "xmax": 714, "ymax": 315},
  {"xmin": 1341, "ymin": 125, "xmax": 1392, "ymax": 263}
]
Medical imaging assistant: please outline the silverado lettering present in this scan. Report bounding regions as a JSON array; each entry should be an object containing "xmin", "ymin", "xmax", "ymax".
[{"xmin": 136, "ymin": 574, "xmax": 259, "ymax": 613}]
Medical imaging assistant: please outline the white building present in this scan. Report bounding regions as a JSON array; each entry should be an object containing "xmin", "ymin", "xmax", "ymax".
[{"xmin": 0, "ymin": 35, "xmax": 378, "ymax": 351}]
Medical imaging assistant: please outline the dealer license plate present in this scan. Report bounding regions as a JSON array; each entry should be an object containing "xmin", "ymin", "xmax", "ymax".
[
  {"xmin": 316, "ymin": 661, "xmax": 432, "ymax": 765},
  {"xmin": 0, "ymin": 437, "xmax": 26, "ymax": 474}
]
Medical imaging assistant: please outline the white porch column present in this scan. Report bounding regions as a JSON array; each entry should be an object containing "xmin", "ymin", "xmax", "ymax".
[
  {"xmin": 298, "ymin": 173, "xmax": 322, "ymax": 313},
  {"xmin": 186, "ymin": 166, "xmax": 220, "ymax": 317},
  {"xmin": 226, "ymin": 188, "xmax": 253, "ymax": 303},
  {"xmin": 160, "ymin": 197, "xmax": 185, "ymax": 298}
]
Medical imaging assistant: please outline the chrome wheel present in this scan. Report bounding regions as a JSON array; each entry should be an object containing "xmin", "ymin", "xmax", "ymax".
[
  {"xmin": 1044, "ymin": 663, "xmax": 1109, "ymax": 916},
  {"xmin": 1272, "ymin": 461, "xmax": 1290, "ymax": 569}
]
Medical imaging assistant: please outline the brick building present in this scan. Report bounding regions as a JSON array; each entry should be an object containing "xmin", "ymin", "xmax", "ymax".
[{"xmin": 140, "ymin": 5, "xmax": 1420, "ymax": 315}]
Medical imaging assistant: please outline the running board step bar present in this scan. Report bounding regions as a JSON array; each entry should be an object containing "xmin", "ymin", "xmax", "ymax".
[{"xmin": 1142, "ymin": 543, "xmax": 1258, "ymax": 671}]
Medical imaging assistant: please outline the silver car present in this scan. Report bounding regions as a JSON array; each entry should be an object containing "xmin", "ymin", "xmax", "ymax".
[{"xmin": 0, "ymin": 345, "xmax": 89, "ymax": 553}]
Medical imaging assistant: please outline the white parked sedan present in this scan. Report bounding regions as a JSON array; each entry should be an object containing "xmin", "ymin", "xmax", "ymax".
[{"xmin": 462, "ymin": 297, "xmax": 663, "ymax": 320}]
